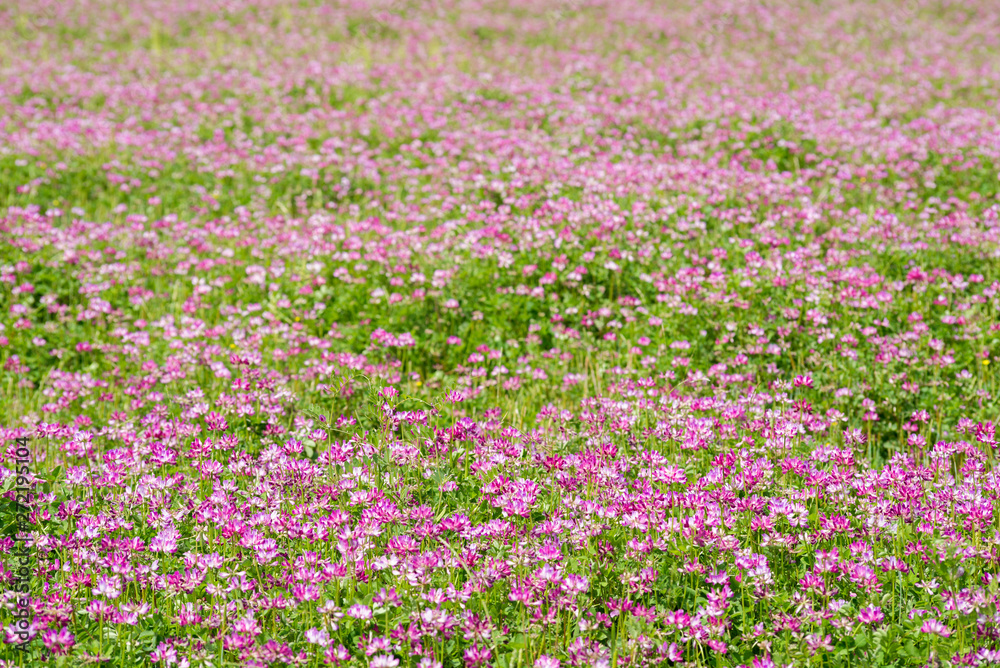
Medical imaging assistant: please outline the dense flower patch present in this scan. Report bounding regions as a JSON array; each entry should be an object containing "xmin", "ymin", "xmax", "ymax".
[{"xmin": 3, "ymin": 0, "xmax": 1000, "ymax": 666}]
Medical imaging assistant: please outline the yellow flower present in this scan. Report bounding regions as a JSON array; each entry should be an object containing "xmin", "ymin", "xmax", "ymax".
[{"xmin": 984, "ymin": 359, "xmax": 991, "ymax": 365}]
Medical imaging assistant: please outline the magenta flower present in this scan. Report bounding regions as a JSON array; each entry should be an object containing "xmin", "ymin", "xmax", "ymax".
[
  {"xmin": 858, "ymin": 606, "xmax": 884, "ymax": 625},
  {"xmin": 42, "ymin": 627, "xmax": 75, "ymax": 656},
  {"xmin": 919, "ymin": 618, "xmax": 951, "ymax": 637},
  {"xmin": 666, "ymin": 643, "xmax": 683, "ymax": 661},
  {"xmin": 463, "ymin": 644, "xmax": 492, "ymax": 668},
  {"xmin": 346, "ymin": 604, "xmax": 373, "ymax": 621},
  {"xmin": 85, "ymin": 600, "xmax": 115, "ymax": 621},
  {"xmin": 324, "ymin": 644, "xmax": 352, "ymax": 665},
  {"xmin": 7, "ymin": 1, "xmax": 1000, "ymax": 665}
]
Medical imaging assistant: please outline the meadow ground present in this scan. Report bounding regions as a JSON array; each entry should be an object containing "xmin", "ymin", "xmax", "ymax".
[{"xmin": 2, "ymin": 1, "xmax": 1000, "ymax": 666}]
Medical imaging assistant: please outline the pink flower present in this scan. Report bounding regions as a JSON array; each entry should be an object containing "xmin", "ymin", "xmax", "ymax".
[
  {"xmin": 92, "ymin": 574, "xmax": 122, "ymax": 599},
  {"xmin": 305, "ymin": 627, "xmax": 331, "ymax": 647},
  {"xmin": 920, "ymin": 618, "xmax": 951, "ymax": 637},
  {"xmin": 325, "ymin": 644, "xmax": 352, "ymax": 665},
  {"xmin": 85, "ymin": 600, "xmax": 115, "ymax": 621},
  {"xmin": 561, "ymin": 574, "xmax": 589, "ymax": 595},
  {"xmin": 346, "ymin": 604, "xmax": 372, "ymax": 620},
  {"xmin": 805, "ymin": 634, "xmax": 833, "ymax": 655},
  {"xmin": 706, "ymin": 639, "xmax": 727, "ymax": 653},
  {"xmin": 464, "ymin": 644, "xmax": 492, "ymax": 668},
  {"xmin": 42, "ymin": 627, "xmax": 75, "ymax": 656},
  {"xmin": 151, "ymin": 642, "xmax": 178, "ymax": 664},
  {"xmin": 666, "ymin": 643, "xmax": 683, "ymax": 661},
  {"xmin": 857, "ymin": 606, "xmax": 884, "ymax": 625}
]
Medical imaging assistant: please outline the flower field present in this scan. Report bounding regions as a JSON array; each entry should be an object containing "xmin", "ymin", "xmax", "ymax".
[{"xmin": 3, "ymin": 0, "xmax": 1000, "ymax": 666}]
